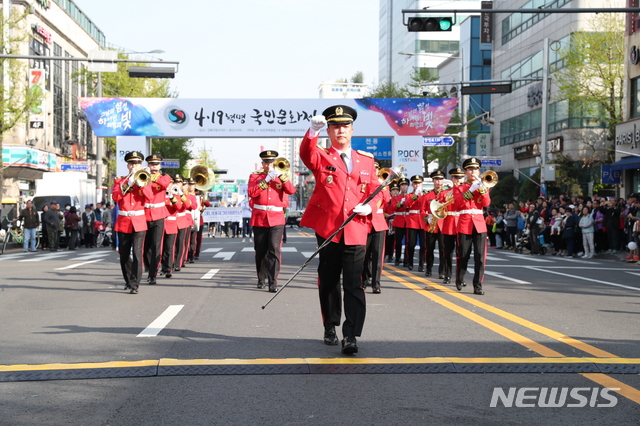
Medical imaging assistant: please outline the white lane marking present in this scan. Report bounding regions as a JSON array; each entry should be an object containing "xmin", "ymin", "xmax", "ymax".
[
  {"xmin": 504, "ymin": 254, "xmax": 553, "ymax": 263},
  {"xmin": 20, "ymin": 252, "xmax": 68, "ymax": 261},
  {"xmin": 0, "ymin": 253, "xmax": 28, "ymax": 261},
  {"xmin": 241, "ymin": 247, "xmax": 253, "ymax": 252},
  {"xmin": 625, "ymin": 272, "xmax": 640, "ymax": 277},
  {"xmin": 483, "ymin": 270, "xmax": 531, "ymax": 284},
  {"xmin": 75, "ymin": 252, "xmax": 111, "ymax": 260},
  {"xmin": 202, "ymin": 248, "xmax": 222, "ymax": 253},
  {"xmin": 201, "ymin": 269, "xmax": 220, "ymax": 280},
  {"xmin": 55, "ymin": 259, "xmax": 102, "ymax": 270},
  {"xmin": 301, "ymin": 252, "xmax": 317, "ymax": 258},
  {"xmin": 525, "ymin": 267, "xmax": 640, "ymax": 291},
  {"xmin": 213, "ymin": 252, "xmax": 234, "ymax": 260},
  {"xmin": 281, "ymin": 247, "xmax": 297, "ymax": 252},
  {"xmin": 485, "ymin": 255, "xmax": 507, "ymax": 261},
  {"xmin": 137, "ymin": 305, "xmax": 184, "ymax": 337}
]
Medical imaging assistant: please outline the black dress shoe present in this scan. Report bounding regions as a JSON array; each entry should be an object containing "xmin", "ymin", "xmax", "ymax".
[
  {"xmin": 323, "ymin": 327, "xmax": 339, "ymax": 346},
  {"xmin": 456, "ymin": 282, "xmax": 464, "ymax": 291},
  {"xmin": 341, "ymin": 336, "xmax": 358, "ymax": 355},
  {"xmin": 149, "ymin": 277, "xmax": 157, "ymax": 285},
  {"xmin": 257, "ymin": 280, "xmax": 265, "ymax": 289},
  {"xmin": 130, "ymin": 286, "xmax": 139, "ymax": 294},
  {"xmin": 439, "ymin": 274, "xmax": 445, "ymax": 279},
  {"xmin": 443, "ymin": 277, "xmax": 451, "ymax": 284},
  {"xmin": 394, "ymin": 261, "xmax": 400, "ymax": 266},
  {"xmin": 174, "ymin": 267, "xmax": 181, "ymax": 272},
  {"xmin": 165, "ymin": 271, "xmax": 172, "ymax": 278},
  {"xmin": 188, "ymin": 259, "xmax": 195, "ymax": 264},
  {"xmin": 372, "ymin": 287, "xmax": 381, "ymax": 294},
  {"xmin": 474, "ymin": 286, "xmax": 484, "ymax": 295},
  {"xmin": 425, "ymin": 271, "xmax": 432, "ymax": 277},
  {"xmin": 408, "ymin": 265, "xmax": 413, "ymax": 271},
  {"xmin": 418, "ymin": 266, "xmax": 424, "ymax": 272},
  {"xmin": 268, "ymin": 284, "xmax": 278, "ymax": 293},
  {"xmin": 362, "ymin": 280, "xmax": 370, "ymax": 289},
  {"xmin": 194, "ymin": 256, "xmax": 199, "ymax": 260}
]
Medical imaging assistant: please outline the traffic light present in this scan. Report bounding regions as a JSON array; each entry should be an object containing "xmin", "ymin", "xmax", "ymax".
[{"xmin": 407, "ymin": 17, "xmax": 453, "ymax": 32}]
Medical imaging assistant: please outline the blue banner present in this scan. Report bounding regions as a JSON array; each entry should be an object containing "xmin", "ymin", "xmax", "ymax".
[{"xmin": 601, "ymin": 165, "xmax": 621, "ymax": 184}]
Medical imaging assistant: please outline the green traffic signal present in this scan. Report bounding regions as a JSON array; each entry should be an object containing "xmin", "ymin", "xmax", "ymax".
[{"xmin": 407, "ymin": 17, "xmax": 453, "ymax": 32}]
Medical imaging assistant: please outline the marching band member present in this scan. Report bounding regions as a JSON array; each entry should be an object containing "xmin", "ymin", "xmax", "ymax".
[
  {"xmin": 362, "ymin": 160, "xmax": 389, "ymax": 294},
  {"xmin": 143, "ymin": 154, "xmax": 171, "ymax": 285},
  {"xmin": 187, "ymin": 179, "xmax": 200, "ymax": 264},
  {"xmin": 173, "ymin": 175, "xmax": 190, "ymax": 272},
  {"xmin": 439, "ymin": 167, "xmax": 465, "ymax": 284},
  {"xmin": 422, "ymin": 170, "xmax": 446, "ymax": 278},
  {"xmin": 182, "ymin": 178, "xmax": 197, "ymax": 266},
  {"xmin": 160, "ymin": 175, "xmax": 183, "ymax": 278},
  {"xmin": 248, "ymin": 150, "xmax": 296, "ymax": 292},
  {"xmin": 391, "ymin": 177, "xmax": 409, "ymax": 266},
  {"xmin": 383, "ymin": 181, "xmax": 400, "ymax": 263},
  {"xmin": 300, "ymin": 104, "xmax": 382, "ymax": 355},
  {"xmin": 453, "ymin": 158, "xmax": 491, "ymax": 295},
  {"xmin": 112, "ymin": 151, "xmax": 154, "ymax": 294},
  {"xmin": 403, "ymin": 175, "xmax": 426, "ymax": 271}
]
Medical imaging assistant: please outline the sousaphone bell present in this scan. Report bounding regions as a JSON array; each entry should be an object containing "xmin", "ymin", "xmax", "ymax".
[{"xmin": 190, "ymin": 165, "xmax": 216, "ymax": 191}]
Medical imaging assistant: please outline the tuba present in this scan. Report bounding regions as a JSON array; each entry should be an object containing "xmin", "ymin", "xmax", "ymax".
[
  {"xmin": 273, "ymin": 157, "xmax": 290, "ymax": 174},
  {"xmin": 480, "ymin": 170, "xmax": 499, "ymax": 188},
  {"xmin": 190, "ymin": 165, "xmax": 216, "ymax": 192},
  {"xmin": 430, "ymin": 193, "xmax": 455, "ymax": 221}
]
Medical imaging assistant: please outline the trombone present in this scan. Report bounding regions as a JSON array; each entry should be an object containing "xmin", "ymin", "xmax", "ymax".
[{"xmin": 480, "ymin": 170, "xmax": 499, "ymax": 188}]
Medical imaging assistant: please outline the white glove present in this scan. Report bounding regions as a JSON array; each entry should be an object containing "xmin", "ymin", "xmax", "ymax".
[
  {"xmin": 177, "ymin": 186, "xmax": 184, "ymax": 196},
  {"xmin": 265, "ymin": 171, "xmax": 277, "ymax": 182},
  {"xmin": 310, "ymin": 115, "xmax": 327, "ymax": 132},
  {"xmin": 400, "ymin": 198, "xmax": 405, "ymax": 206},
  {"xmin": 427, "ymin": 216, "xmax": 433, "ymax": 224},
  {"xmin": 353, "ymin": 203, "xmax": 372, "ymax": 216},
  {"xmin": 127, "ymin": 176, "xmax": 135, "ymax": 186},
  {"xmin": 469, "ymin": 177, "xmax": 481, "ymax": 193}
]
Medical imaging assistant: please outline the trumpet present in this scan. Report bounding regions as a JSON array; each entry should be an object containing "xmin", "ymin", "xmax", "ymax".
[
  {"xmin": 273, "ymin": 157, "xmax": 290, "ymax": 174},
  {"xmin": 480, "ymin": 170, "xmax": 499, "ymax": 188},
  {"xmin": 190, "ymin": 165, "xmax": 216, "ymax": 192}
]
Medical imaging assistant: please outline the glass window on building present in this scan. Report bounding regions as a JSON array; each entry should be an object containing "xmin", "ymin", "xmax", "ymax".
[{"xmin": 631, "ymin": 77, "xmax": 640, "ymax": 118}]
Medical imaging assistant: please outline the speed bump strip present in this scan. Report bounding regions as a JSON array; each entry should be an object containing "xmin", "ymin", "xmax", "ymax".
[
  {"xmin": 0, "ymin": 360, "xmax": 158, "ymax": 382},
  {"xmin": 2, "ymin": 357, "xmax": 640, "ymax": 382}
]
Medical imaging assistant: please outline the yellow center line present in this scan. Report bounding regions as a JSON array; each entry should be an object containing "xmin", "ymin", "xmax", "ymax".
[
  {"xmin": 383, "ymin": 266, "xmax": 640, "ymax": 405},
  {"xmin": 382, "ymin": 269, "xmax": 563, "ymax": 357},
  {"xmin": 385, "ymin": 265, "xmax": 616, "ymax": 358}
]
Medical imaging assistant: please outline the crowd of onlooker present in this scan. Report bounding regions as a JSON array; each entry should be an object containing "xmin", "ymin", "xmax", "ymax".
[{"xmin": 484, "ymin": 193, "xmax": 640, "ymax": 261}]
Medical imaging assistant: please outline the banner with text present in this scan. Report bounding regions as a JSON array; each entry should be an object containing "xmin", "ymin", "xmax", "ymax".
[{"xmin": 202, "ymin": 207, "xmax": 242, "ymax": 223}]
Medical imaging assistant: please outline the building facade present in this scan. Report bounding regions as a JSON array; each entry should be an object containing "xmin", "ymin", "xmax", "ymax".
[{"xmin": 1, "ymin": 0, "xmax": 103, "ymax": 201}]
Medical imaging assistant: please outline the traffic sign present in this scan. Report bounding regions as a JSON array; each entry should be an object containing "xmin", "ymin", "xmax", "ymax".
[
  {"xmin": 481, "ymin": 159, "xmax": 502, "ymax": 167},
  {"xmin": 161, "ymin": 159, "xmax": 180, "ymax": 168},
  {"xmin": 423, "ymin": 137, "xmax": 455, "ymax": 146},
  {"xmin": 60, "ymin": 163, "xmax": 89, "ymax": 172}
]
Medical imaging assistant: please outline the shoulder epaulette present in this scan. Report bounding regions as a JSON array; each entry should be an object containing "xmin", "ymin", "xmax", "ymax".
[
  {"xmin": 322, "ymin": 147, "xmax": 331, "ymax": 154},
  {"xmin": 357, "ymin": 150, "xmax": 374, "ymax": 158},
  {"xmin": 252, "ymin": 170, "xmax": 265, "ymax": 174}
]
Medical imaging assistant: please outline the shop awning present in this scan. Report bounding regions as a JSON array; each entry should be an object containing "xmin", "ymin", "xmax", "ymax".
[{"xmin": 610, "ymin": 157, "xmax": 640, "ymax": 171}]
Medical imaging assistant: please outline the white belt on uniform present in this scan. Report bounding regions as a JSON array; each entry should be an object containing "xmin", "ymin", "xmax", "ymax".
[
  {"xmin": 376, "ymin": 208, "xmax": 384, "ymax": 214},
  {"xmin": 145, "ymin": 202, "xmax": 165, "ymax": 209},
  {"xmin": 395, "ymin": 212, "xmax": 408, "ymax": 216},
  {"xmin": 253, "ymin": 204, "xmax": 283, "ymax": 212},
  {"xmin": 447, "ymin": 211, "xmax": 460, "ymax": 216},
  {"xmin": 458, "ymin": 209, "xmax": 483, "ymax": 215},
  {"xmin": 177, "ymin": 212, "xmax": 186, "ymax": 217},
  {"xmin": 167, "ymin": 216, "xmax": 177, "ymax": 221},
  {"xmin": 118, "ymin": 210, "xmax": 145, "ymax": 217},
  {"xmin": 408, "ymin": 210, "xmax": 421, "ymax": 214}
]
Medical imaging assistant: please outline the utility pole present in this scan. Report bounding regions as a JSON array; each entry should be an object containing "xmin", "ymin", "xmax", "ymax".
[{"xmin": 540, "ymin": 37, "xmax": 549, "ymax": 198}]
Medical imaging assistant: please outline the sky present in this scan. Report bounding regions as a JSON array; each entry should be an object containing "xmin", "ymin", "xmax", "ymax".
[{"xmin": 74, "ymin": 0, "xmax": 380, "ymax": 180}]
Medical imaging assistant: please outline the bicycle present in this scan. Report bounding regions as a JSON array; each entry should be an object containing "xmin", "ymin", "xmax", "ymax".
[{"xmin": 1, "ymin": 216, "xmax": 34, "ymax": 254}]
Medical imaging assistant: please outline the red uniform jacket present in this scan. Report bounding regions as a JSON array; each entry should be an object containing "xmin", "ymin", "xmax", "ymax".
[
  {"xmin": 112, "ymin": 177, "xmax": 154, "ymax": 233},
  {"xmin": 299, "ymin": 129, "xmax": 381, "ymax": 245},
  {"xmin": 453, "ymin": 180, "xmax": 491, "ymax": 234},
  {"xmin": 389, "ymin": 193, "xmax": 407, "ymax": 228},
  {"xmin": 185, "ymin": 194, "xmax": 197, "ymax": 227},
  {"xmin": 144, "ymin": 173, "xmax": 171, "ymax": 222},
  {"xmin": 370, "ymin": 186, "xmax": 389, "ymax": 233},
  {"xmin": 177, "ymin": 195, "xmax": 192, "ymax": 230},
  {"xmin": 438, "ymin": 187, "xmax": 458, "ymax": 235},
  {"xmin": 247, "ymin": 171, "xmax": 296, "ymax": 227},
  {"xmin": 422, "ymin": 189, "xmax": 442, "ymax": 233},
  {"xmin": 403, "ymin": 191, "xmax": 424, "ymax": 230},
  {"xmin": 164, "ymin": 194, "xmax": 182, "ymax": 235}
]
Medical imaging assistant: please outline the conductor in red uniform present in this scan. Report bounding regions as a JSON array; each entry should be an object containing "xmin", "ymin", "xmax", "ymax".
[
  {"xmin": 143, "ymin": 154, "xmax": 171, "ymax": 285},
  {"xmin": 439, "ymin": 167, "xmax": 465, "ymax": 284},
  {"xmin": 112, "ymin": 151, "xmax": 154, "ymax": 294},
  {"xmin": 247, "ymin": 150, "xmax": 296, "ymax": 292},
  {"xmin": 453, "ymin": 157, "xmax": 491, "ymax": 295},
  {"xmin": 300, "ymin": 104, "xmax": 381, "ymax": 355}
]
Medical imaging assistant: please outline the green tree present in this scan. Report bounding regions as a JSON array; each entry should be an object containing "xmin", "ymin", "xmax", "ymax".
[
  {"xmin": 490, "ymin": 174, "xmax": 521, "ymax": 208},
  {"xmin": 151, "ymin": 138, "xmax": 193, "ymax": 177},
  {"xmin": 350, "ymin": 71, "xmax": 364, "ymax": 84},
  {"xmin": 553, "ymin": 13, "xmax": 624, "ymax": 145},
  {"xmin": 0, "ymin": 8, "xmax": 46, "ymax": 198}
]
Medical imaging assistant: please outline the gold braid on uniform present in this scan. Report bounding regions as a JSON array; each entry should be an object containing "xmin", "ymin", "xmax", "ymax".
[
  {"xmin": 181, "ymin": 195, "xmax": 187, "ymax": 202},
  {"xmin": 411, "ymin": 194, "xmax": 419, "ymax": 200},
  {"xmin": 121, "ymin": 182, "xmax": 131, "ymax": 194},
  {"xmin": 279, "ymin": 174, "xmax": 288, "ymax": 183},
  {"xmin": 478, "ymin": 186, "xmax": 488, "ymax": 195},
  {"xmin": 151, "ymin": 173, "xmax": 159, "ymax": 183},
  {"xmin": 258, "ymin": 180, "xmax": 268, "ymax": 190},
  {"xmin": 169, "ymin": 195, "xmax": 178, "ymax": 205},
  {"xmin": 463, "ymin": 190, "xmax": 474, "ymax": 201}
]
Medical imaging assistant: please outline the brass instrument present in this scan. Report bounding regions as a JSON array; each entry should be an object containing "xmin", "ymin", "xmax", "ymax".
[
  {"xmin": 190, "ymin": 165, "xmax": 216, "ymax": 192},
  {"xmin": 133, "ymin": 169, "xmax": 151, "ymax": 187},
  {"xmin": 273, "ymin": 157, "xmax": 290, "ymax": 174},
  {"xmin": 377, "ymin": 167, "xmax": 392, "ymax": 182},
  {"xmin": 480, "ymin": 170, "xmax": 499, "ymax": 188},
  {"xmin": 430, "ymin": 193, "xmax": 455, "ymax": 221}
]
